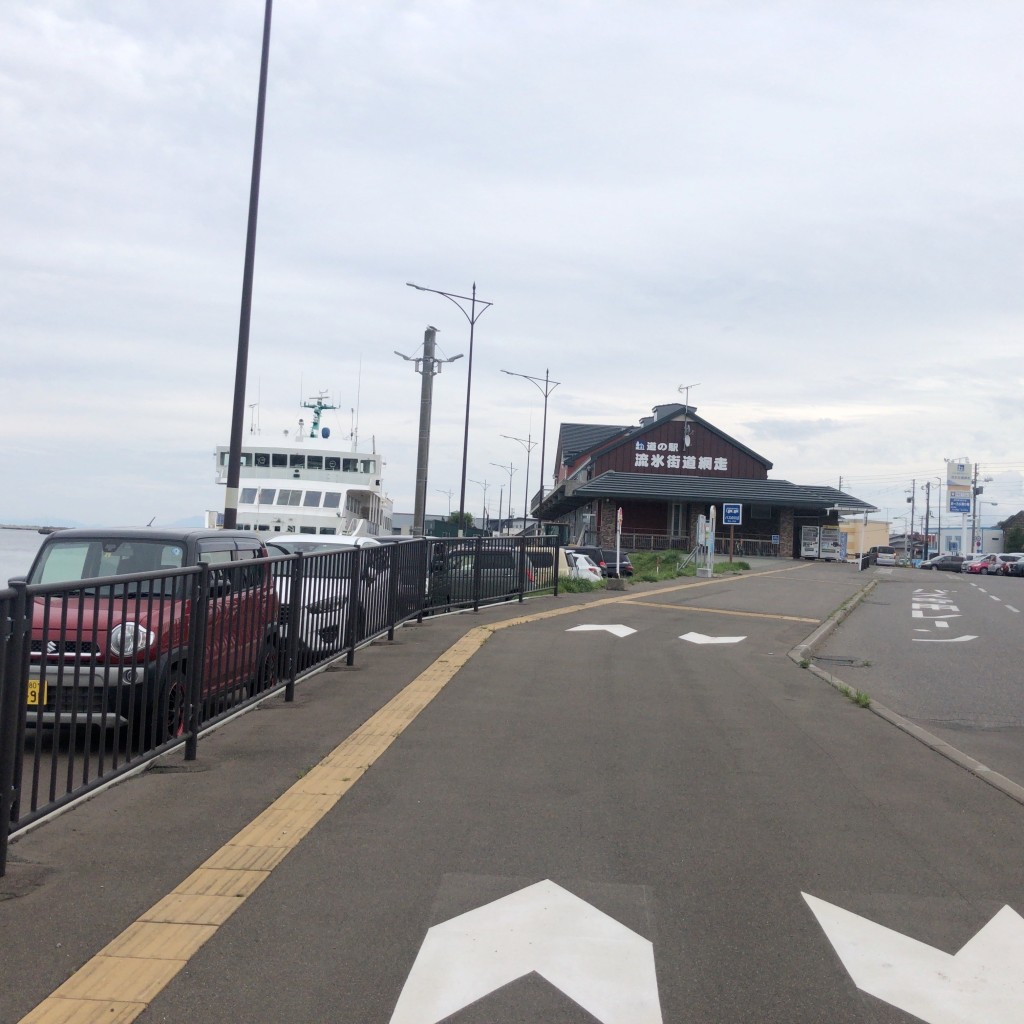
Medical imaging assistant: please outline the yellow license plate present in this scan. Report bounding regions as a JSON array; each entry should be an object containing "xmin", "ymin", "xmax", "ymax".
[{"xmin": 27, "ymin": 678, "xmax": 47, "ymax": 707}]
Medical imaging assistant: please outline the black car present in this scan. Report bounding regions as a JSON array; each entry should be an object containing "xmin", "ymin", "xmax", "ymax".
[
  {"xmin": 601, "ymin": 549, "xmax": 634, "ymax": 578},
  {"xmin": 919, "ymin": 554, "xmax": 965, "ymax": 572},
  {"xmin": 565, "ymin": 546, "xmax": 635, "ymax": 578},
  {"xmin": 566, "ymin": 546, "xmax": 609, "ymax": 576}
]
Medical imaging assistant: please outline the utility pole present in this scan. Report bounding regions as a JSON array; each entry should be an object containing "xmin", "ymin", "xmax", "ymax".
[
  {"xmin": 922, "ymin": 481, "xmax": 931, "ymax": 560},
  {"xmin": 906, "ymin": 480, "xmax": 916, "ymax": 559},
  {"xmin": 395, "ymin": 328, "xmax": 462, "ymax": 536},
  {"xmin": 971, "ymin": 462, "xmax": 980, "ymax": 554}
]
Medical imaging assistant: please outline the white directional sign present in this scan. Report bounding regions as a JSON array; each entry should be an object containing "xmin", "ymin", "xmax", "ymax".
[
  {"xmin": 679, "ymin": 631, "xmax": 746, "ymax": 645},
  {"xmin": 804, "ymin": 893, "xmax": 1024, "ymax": 1023},
  {"xmin": 567, "ymin": 624, "xmax": 637, "ymax": 637},
  {"xmin": 390, "ymin": 879, "xmax": 663, "ymax": 1023}
]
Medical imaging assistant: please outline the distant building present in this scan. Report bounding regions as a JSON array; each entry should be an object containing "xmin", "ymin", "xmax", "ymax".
[{"xmin": 535, "ymin": 403, "xmax": 875, "ymax": 557}]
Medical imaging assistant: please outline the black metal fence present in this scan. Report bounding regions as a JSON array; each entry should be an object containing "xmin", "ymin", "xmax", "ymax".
[{"xmin": 0, "ymin": 535, "xmax": 559, "ymax": 874}]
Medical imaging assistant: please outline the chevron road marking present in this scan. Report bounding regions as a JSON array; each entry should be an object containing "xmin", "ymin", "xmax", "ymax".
[
  {"xmin": 390, "ymin": 880, "xmax": 662, "ymax": 1024},
  {"xmin": 804, "ymin": 894, "xmax": 1024, "ymax": 1023}
]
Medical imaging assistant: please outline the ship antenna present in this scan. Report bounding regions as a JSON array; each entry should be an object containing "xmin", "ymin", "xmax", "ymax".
[{"xmin": 353, "ymin": 355, "xmax": 362, "ymax": 450}]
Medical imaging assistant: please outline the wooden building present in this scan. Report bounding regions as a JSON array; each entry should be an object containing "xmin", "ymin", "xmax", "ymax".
[{"xmin": 534, "ymin": 403, "xmax": 875, "ymax": 558}]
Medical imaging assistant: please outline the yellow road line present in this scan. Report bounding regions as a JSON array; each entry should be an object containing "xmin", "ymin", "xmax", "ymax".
[
  {"xmin": 626, "ymin": 599, "xmax": 819, "ymax": 624},
  {"xmin": 18, "ymin": 563, "xmax": 810, "ymax": 1024}
]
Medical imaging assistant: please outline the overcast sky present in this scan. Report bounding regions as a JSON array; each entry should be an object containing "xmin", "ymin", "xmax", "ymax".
[{"xmin": 3, "ymin": 1, "xmax": 1023, "ymax": 533}]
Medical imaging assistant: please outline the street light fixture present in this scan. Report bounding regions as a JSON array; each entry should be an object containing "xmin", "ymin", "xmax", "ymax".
[
  {"xmin": 435, "ymin": 488, "xmax": 453, "ymax": 518},
  {"xmin": 501, "ymin": 368, "xmax": 561, "ymax": 522},
  {"xmin": 501, "ymin": 433, "xmax": 537, "ymax": 534},
  {"xmin": 407, "ymin": 281, "xmax": 493, "ymax": 532},
  {"xmin": 470, "ymin": 478, "xmax": 490, "ymax": 533}
]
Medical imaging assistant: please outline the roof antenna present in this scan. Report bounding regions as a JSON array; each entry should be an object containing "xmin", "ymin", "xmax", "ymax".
[{"xmin": 677, "ymin": 382, "xmax": 701, "ymax": 448}]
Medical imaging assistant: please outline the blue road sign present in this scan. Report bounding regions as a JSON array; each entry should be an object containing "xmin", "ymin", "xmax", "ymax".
[{"xmin": 722, "ymin": 503, "xmax": 742, "ymax": 526}]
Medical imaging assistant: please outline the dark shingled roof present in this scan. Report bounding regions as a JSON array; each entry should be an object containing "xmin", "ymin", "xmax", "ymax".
[
  {"xmin": 559, "ymin": 423, "xmax": 629, "ymax": 465},
  {"xmin": 537, "ymin": 471, "xmax": 876, "ymax": 519}
]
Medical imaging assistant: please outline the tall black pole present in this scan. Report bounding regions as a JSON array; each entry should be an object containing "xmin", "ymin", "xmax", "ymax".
[{"xmin": 224, "ymin": 0, "xmax": 272, "ymax": 530}]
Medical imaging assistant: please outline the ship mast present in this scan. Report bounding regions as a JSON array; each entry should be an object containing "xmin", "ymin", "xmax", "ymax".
[{"xmin": 301, "ymin": 392, "xmax": 337, "ymax": 438}]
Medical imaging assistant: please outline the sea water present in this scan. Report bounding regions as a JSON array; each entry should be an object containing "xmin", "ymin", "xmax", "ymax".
[{"xmin": 0, "ymin": 528, "xmax": 47, "ymax": 585}]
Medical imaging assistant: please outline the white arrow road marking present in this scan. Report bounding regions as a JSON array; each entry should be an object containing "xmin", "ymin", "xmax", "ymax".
[
  {"xmin": 804, "ymin": 893, "xmax": 1024, "ymax": 1024},
  {"xmin": 390, "ymin": 879, "xmax": 662, "ymax": 1024},
  {"xmin": 566, "ymin": 624, "xmax": 638, "ymax": 637},
  {"xmin": 679, "ymin": 631, "xmax": 746, "ymax": 645},
  {"xmin": 912, "ymin": 635, "xmax": 978, "ymax": 643}
]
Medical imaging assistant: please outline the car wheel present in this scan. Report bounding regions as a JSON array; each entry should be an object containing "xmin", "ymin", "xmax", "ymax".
[
  {"xmin": 152, "ymin": 667, "xmax": 188, "ymax": 747},
  {"xmin": 252, "ymin": 641, "xmax": 279, "ymax": 695}
]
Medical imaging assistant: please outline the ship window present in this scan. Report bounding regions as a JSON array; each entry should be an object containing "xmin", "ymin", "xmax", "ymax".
[
  {"xmin": 343, "ymin": 458, "xmax": 358, "ymax": 472},
  {"xmin": 299, "ymin": 526, "xmax": 317, "ymax": 534},
  {"xmin": 276, "ymin": 490, "xmax": 301, "ymax": 506},
  {"xmin": 272, "ymin": 453, "xmax": 287, "ymax": 468},
  {"xmin": 258, "ymin": 488, "xmax": 276, "ymax": 504},
  {"xmin": 319, "ymin": 527, "xmax": 337, "ymax": 534},
  {"xmin": 324, "ymin": 457, "xmax": 340, "ymax": 471},
  {"xmin": 254, "ymin": 453, "xmax": 270, "ymax": 468},
  {"xmin": 303, "ymin": 491, "xmax": 322, "ymax": 507},
  {"xmin": 347, "ymin": 494, "xmax": 360, "ymax": 513},
  {"xmin": 219, "ymin": 451, "xmax": 229, "ymax": 467},
  {"xmin": 241, "ymin": 452, "xmax": 253, "ymax": 467},
  {"xmin": 290, "ymin": 454, "xmax": 305, "ymax": 468},
  {"xmin": 306, "ymin": 455, "xmax": 323, "ymax": 470},
  {"xmin": 323, "ymin": 492, "xmax": 342, "ymax": 509},
  {"xmin": 360, "ymin": 460, "xmax": 375, "ymax": 473},
  {"xmin": 240, "ymin": 488, "xmax": 257, "ymax": 504}
]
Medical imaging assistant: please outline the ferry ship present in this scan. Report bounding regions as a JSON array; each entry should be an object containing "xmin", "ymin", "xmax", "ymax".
[{"xmin": 207, "ymin": 394, "xmax": 393, "ymax": 536}]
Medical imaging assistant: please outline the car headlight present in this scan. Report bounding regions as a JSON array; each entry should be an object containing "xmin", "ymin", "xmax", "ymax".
[
  {"xmin": 307, "ymin": 596, "xmax": 344, "ymax": 615},
  {"xmin": 110, "ymin": 622, "xmax": 156, "ymax": 657}
]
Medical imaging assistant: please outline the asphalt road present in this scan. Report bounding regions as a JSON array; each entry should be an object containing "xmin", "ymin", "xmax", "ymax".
[
  {"xmin": 816, "ymin": 566, "xmax": 1024, "ymax": 785},
  {"xmin": 3, "ymin": 562, "xmax": 1024, "ymax": 1024}
]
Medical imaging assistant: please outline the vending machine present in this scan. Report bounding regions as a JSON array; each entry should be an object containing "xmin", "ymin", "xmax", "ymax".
[{"xmin": 801, "ymin": 525, "xmax": 820, "ymax": 559}]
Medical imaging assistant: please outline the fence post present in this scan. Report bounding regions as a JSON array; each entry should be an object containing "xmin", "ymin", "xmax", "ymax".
[
  {"xmin": 472, "ymin": 535, "xmax": 483, "ymax": 612},
  {"xmin": 386, "ymin": 545, "xmax": 400, "ymax": 641},
  {"xmin": 1, "ymin": 582, "xmax": 30, "ymax": 877},
  {"xmin": 184, "ymin": 563, "xmax": 210, "ymax": 762},
  {"xmin": 345, "ymin": 547, "xmax": 362, "ymax": 667},
  {"xmin": 284, "ymin": 552, "xmax": 303, "ymax": 702}
]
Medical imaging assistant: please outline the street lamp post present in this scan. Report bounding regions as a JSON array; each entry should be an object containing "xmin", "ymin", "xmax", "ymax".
[
  {"xmin": 501, "ymin": 433, "xmax": 537, "ymax": 535},
  {"xmin": 501, "ymin": 368, "xmax": 561, "ymax": 524},
  {"xmin": 490, "ymin": 461, "xmax": 516, "ymax": 535},
  {"xmin": 224, "ymin": 0, "xmax": 274, "ymax": 530},
  {"xmin": 470, "ymin": 479, "xmax": 490, "ymax": 533},
  {"xmin": 435, "ymin": 488, "xmax": 453, "ymax": 518},
  {"xmin": 407, "ymin": 281, "xmax": 492, "ymax": 533}
]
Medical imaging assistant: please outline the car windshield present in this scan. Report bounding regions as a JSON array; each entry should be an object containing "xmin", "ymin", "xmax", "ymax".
[{"xmin": 28, "ymin": 538, "xmax": 186, "ymax": 594}]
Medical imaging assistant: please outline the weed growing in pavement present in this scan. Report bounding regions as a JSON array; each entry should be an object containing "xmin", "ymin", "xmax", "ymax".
[
  {"xmin": 837, "ymin": 684, "xmax": 872, "ymax": 708},
  {"xmin": 799, "ymin": 658, "xmax": 811, "ymax": 668}
]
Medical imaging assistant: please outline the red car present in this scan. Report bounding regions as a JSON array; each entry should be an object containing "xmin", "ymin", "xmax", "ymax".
[{"xmin": 25, "ymin": 528, "xmax": 280, "ymax": 747}]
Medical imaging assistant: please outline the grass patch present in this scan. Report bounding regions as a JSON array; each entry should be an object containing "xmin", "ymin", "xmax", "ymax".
[
  {"xmin": 628, "ymin": 550, "xmax": 751, "ymax": 581},
  {"xmin": 558, "ymin": 576, "xmax": 604, "ymax": 593}
]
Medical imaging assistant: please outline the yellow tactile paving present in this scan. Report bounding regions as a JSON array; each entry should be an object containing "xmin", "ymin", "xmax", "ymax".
[
  {"xmin": 19, "ymin": 999, "xmax": 147, "ymax": 1024},
  {"xmin": 141, "ymin": 892, "xmax": 246, "ymax": 926},
  {"xmin": 18, "ymin": 565, "xmax": 808, "ymax": 1024},
  {"xmin": 174, "ymin": 866, "xmax": 270, "ymax": 897},
  {"xmin": 52, "ymin": 955, "xmax": 186, "ymax": 1003}
]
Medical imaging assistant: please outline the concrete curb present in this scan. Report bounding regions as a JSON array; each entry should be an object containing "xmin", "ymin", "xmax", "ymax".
[{"xmin": 788, "ymin": 575, "xmax": 1024, "ymax": 809}]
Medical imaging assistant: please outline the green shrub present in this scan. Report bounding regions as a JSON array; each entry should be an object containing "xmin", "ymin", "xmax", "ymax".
[{"xmin": 559, "ymin": 576, "xmax": 603, "ymax": 593}]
